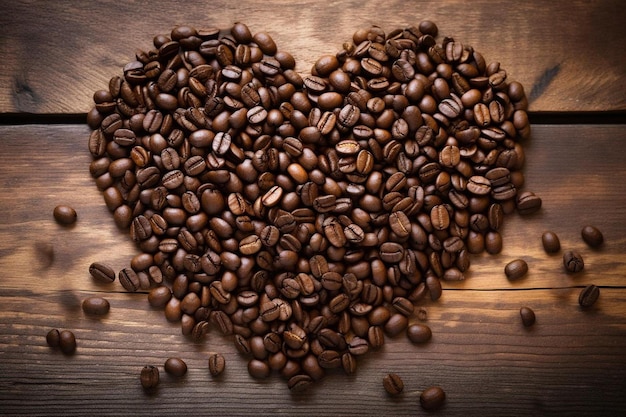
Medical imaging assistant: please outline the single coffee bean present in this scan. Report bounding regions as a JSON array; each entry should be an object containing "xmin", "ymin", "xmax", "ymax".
[
  {"xmin": 119, "ymin": 268, "xmax": 141, "ymax": 292},
  {"xmin": 563, "ymin": 251, "xmax": 584, "ymax": 273},
  {"xmin": 420, "ymin": 386, "xmax": 446, "ymax": 410},
  {"xmin": 406, "ymin": 323, "xmax": 432, "ymax": 343},
  {"xmin": 58, "ymin": 330, "xmax": 77, "ymax": 355},
  {"xmin": 148, "ymin": 285, "xmax": 172, "ymax": 308},
  {"xmin": 164, "ymin": 357, "xmax": 188, "ymax": 377},
  {"xmin": 578, "ymin": 284, "xmax": 600, "ymax": 308},
  {"xmin": 53, "ymin": 205, "xmax": 77, "ymax": 225},
  {"xmin": 82, "ymin": 296, "xmax": 110, "ymax": 316},
  {"xmin": 208, "ymin": 352, "xmax": 226, "ymax": 376},
  {"xmin": 519, "ymin": 306, "xmax": 536, "ymax": 327},
  {"xmin": 46, "ymin": 329, "xmax": 60, "ymax": 348},
  {"xmin": 504, "ymin": 259, "xmax": 528, "ymax": 281},
  {"xmin": 89, "ymin": 262, "xmax": 116, "ymax": 283},
  {"xmin": 140, "ymin": 365, "xmax": 160, "ymax": 390},
  {"xmin": 288, "ymin": 374, "xmax": 314, "ymax": 392},
  {"xmin": 516, "ymin": 191, "xmax": 542, "ymax": 215},
  {"xmin": 581, "ymin": 225, "xmax": 604, "ymax": 248},
  {"xmin": 541, "ymin": 231, "xmax": 561, "ymax": 253},
  {"xmin": 247, "ymin": 359, "xmax": 270, "ymax": 379},
  {"xmin": 382, "ymin": 373, "xmax": 404, "ymax": 396}
]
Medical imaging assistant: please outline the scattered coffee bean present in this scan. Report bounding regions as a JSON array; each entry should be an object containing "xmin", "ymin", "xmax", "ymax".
[
  {"xmin": 581, "ymin": 226, "xmax": 604, "ymax": 248},
  {"xmin": 382, "ymin": 373, "xmax": 404, "ymax": 396},
  {"xmin": 82, "ymin": 296, "xmax": 110, "ymax": 316},
  {"xmin": 164, "ymin": 357, "xmax": 187, "ymax": 377},
  {"xmin": 563, "ymin": 251, "xmax": 584, "ymax": 273},
  {"xmin": 519, "ymin": 306, "xmax": 536, "ymax": 327},
  {"xmin": 148, "ymin": 286, "xmax": 172, "ymax": 308},
  {"xmin": 541, "ymin": 231, "xmax": 561, "ymax": 253},
  {"xmin": 89, "ymin": 262, "xmax": 116, "ymax": 283},
  {"xmin": 516, "ymin": 191, "xmax": 542, "ymax": 215},
  {"xmin": 58, "ymin": 330, "xmax": 77, "ymax": 355},
  {"xmin": 420, "ymin": 386, "xmax": 446, "ymax": 410},
  {"xmin": 53, "ymin": 205, "xmax": 77, "ymax": 225},
  {"xmin": 208, "ymin": 353, "xmax": 226, "ymax": 377},
  {"xmin": 46, "ymin": 329, "xmax": 60, "ymax": 348},
  {"xmin": 406, "ymin": 323, "xmax": 432, "ymax": 344},
  {"xmin": 504, "ymin": 259, "xmax": 528, "ymax": 281},
  {"xmin": 140, "ymin": 365, "xmax": 160, "ymax": 390},
  {"xmin": 578, "ymin": 284, "xmax": 600, "ymax": 308}
]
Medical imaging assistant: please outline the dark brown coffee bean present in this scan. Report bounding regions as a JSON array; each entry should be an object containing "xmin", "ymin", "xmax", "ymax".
[
  {"xmin": 148, "ymin": 286, "xmax": 172, "ymax": 308},
  {"xmin": 46, "ymin": 329, "xmax": 60, "ymax": 348},
  {"xmin": 504, "ymin": 259, "xmax": 528, "ymax": 281},
  {"xmin": 247, "ymin": 359, "xmax": 270, "ymax": 379},
  {"xmin": 82, "ymin": 296, "xmax": 110, "ymax": 316},
  {"xmin": 59, "ymin": 330, "xmax": 77, "ymax": 355},
  {"xmin": 382, "ymin": 373, "xmax": 404, "ymax": 396},
  {"xmin": 542, "ymin": 231, "xmax": 561, "ymax": 253},
  {"xmin": 407, "ymin": 323, "xmax": 432, "ymax": 343},
  {"xmin": 516, "ymin": 191, "xmax": 542, "ymax": 215},
  {"xmin": 164, "ymin": 357, "xmax": 188, "ymax": 377},
  {"xmin": 519, "ymin": 306, "xmax": 536, "ymax": 327},
  {"xmin": 579, "ymin": 284, "xmax": 600, "ymax": 308},
  {"xmin": 288, "ymin": 374, "xmax": 314, "ymax": 392},
  {"xmin": 89, "ymin": 262, "xmax": 116, "ymax": 283},
  {"xmin": 420, "ymin": 386, "xmax": 446, "ymax": 410},
  {"xmin": 53, "ymin": 205, "xmax": 77, "ymax": 225},
  {"xmin": 140, "ymin": 365, "xmax": 159, "ymax": 390},
  {"xmin": 119, "ymin": 268, "xmax": 140, "ymax": 292},
  {"xmin": 563, "ymin": 251, "xmax": 584, "ymax": 273},
  {"xmin": 581, "ymin": 226, "xmax": 604, "ymax": 248},
  {"xmin": 208, "ymin": 353, "xmax": 226, "ymax": 377}
]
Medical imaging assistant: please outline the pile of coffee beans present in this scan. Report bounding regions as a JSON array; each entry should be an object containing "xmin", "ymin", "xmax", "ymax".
[{"xmin": 86, "ymin": 20, "xmax": 538, "ymax": 390}]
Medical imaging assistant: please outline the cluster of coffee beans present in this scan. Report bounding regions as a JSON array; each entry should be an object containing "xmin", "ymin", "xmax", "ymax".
[{"xmin": 86, "ymin": 21, "xmax": 537, "ymax": 391}]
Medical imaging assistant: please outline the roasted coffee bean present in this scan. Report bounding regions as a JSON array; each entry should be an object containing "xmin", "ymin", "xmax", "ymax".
[
  {"xmin": 420, "ymin": 386, "xmax": 446, "ymax": 410},
  {"xmin": 208, "ymin": 353, "xmax": 226, "ymax": 376},
  {"xmin": 382, "ymin": 373, "xmax": 404, "ymax": 396},
  {"xmin": 563, "ymin": 251, "xmax": 584, "ymax": 273},
  {"xmin": 542, "ymin": 231, "xmax": 561, "ymax": 253},
  {"xmin": 579, "ymin": 284, "xmax": 600, "ymax": 308},
  {"xmin": 406, "ymin": 323, "xmax": 432, "ymax": 343},
  {"xmin": 119, "ymin": 268, "xmax": 141, "ymax": 292},
  {"xmin": 140, "ymin": 365, "xmax": 160, "ymax": 390},
  {"xmin": 164, "ymin": 357, "xmax": 188, "ymax": 377},
  {"xmin": 89, "ymin": 262, "xmax": 116, "ymax": 283},
  {"xmin": 148, "ymin": 286, "xmax": 172, "ymax": 308},
  {"xmin": 46, "ymin": 329, "xmax": 61, "ymax": 348},
  {"xmin": 59, "ymin": 330, "xmax": 77, "ymax": 355},
  {"xmin": 581, "ymin": 225, "xmax": 604, "ymax": 248},
  {"xmin": 504, "ymin": 259, "xmax": 528, "ymax": 281},
  {"xmin": 82, "ymin": 296, "xmax": 110, "ymax": 316},
  {"xmin": 516, "ymin": 191, "xmax": 542, "ymax": 215},
  {"xmin": 53, "ymin": 205, "xmax": 77, "ymax": 225},
  {"xmin": 519, "ymin": 306, "xmax": 536, "ymax": 327}
]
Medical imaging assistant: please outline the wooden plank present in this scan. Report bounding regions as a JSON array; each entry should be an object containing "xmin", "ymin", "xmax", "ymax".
[
  {"xmin": 1, "ymin": 0, "xmax": 625, "ymax": 114},
  {"xmin": 0, "ymin": 124, "xmax": 625, "ymax": 414}
]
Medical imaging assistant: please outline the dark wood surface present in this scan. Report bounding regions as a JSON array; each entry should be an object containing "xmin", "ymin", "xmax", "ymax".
[{"xmin": 1, "ymin": 1, "xmax": 626, "ymax": 415}]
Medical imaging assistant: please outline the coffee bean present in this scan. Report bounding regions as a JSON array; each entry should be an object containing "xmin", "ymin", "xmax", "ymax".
[
  {"xmin": 82, "ymin": 296, "xmax": 110, "ymax": 316},
  {"xmin": 579, "ymin": 284, "xmax": 600, "ymax": 308},
  {"xmin": 519, "ymin": 306, "xmax": 536, "ymax": 327},
  {"xmin": 563, "ymin": 251, "xmax": 584, "ymax": 273},
  {"xmin": 118, "ymin": 267, "xmax": 140, "ymax": 292},
  {"xmin": 208, "ymin": 353, "xmax": 226, "ymax": 376},
  {"xmin": 59, "ymin": 330, "xmax": 77, "ymax": 355},
  {"xmin": 148, "ymin": 286, "xmax": 172, "ymax": 308},
  {"xmin": 140, "ymin": 365, "xmax": 160, "ymax": 390},
  {"xmin": 420, "ymin": 386, "xmax": 446, "ymax": 410},
  {"xmin": 53, "ymin": 205, "xmax": 77, "ymax": 225},
  {"xmin": 504, "ymin": 259, "xmax": 528, "ymax": 281},
  {"xmin": 581, "ymin": 225, "xmax": 604, "ymax": 248},
  {"xmin": 382, "ymin": 373, "xmax": 404, "ymax": 396},
  {"xmin": 164, "ymin": 357, "xmax": 188, "ymax": 377},
  {"xmin": 46, "ymin": 329, "xmax": 60, "ymax": 348},
  {"xmin": 542, "ymin": 231, "xmax": 561, "ymax": 253},
  {"xmin": 406, "ymin": 323, "xmax": 432, "ymax": 343},
  {"xmin": 89, "ymin": 262, "xmax": 116, "ymax": 283},
  {"xmin": 516, "ymin": 191, "xmax": 542, "ymax": 215}
]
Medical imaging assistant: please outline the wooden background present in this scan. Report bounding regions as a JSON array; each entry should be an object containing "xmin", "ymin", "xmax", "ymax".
[{"xmin": 1, "ymin": 1, "xmax": 625, "ymax": 415}]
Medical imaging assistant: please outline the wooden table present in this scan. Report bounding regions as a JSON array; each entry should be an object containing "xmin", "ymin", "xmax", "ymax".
[{"xmin": 1, "ymin": 1, "xmax": 625, "ymax": 415}]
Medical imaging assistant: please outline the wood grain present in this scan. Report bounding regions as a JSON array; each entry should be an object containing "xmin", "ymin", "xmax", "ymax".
[
  {"xmin": 1, "ymin": 0, "xmax": 626, "ymax": 114},
  {"xmin": 0, "ymin": 124, "xmax": 625, "ymax": 415}
]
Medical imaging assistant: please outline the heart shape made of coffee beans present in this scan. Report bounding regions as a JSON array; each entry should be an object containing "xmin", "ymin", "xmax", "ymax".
[{"xmin": 86, "ymin": 21, "xmax": 538, "ymax": 392}]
